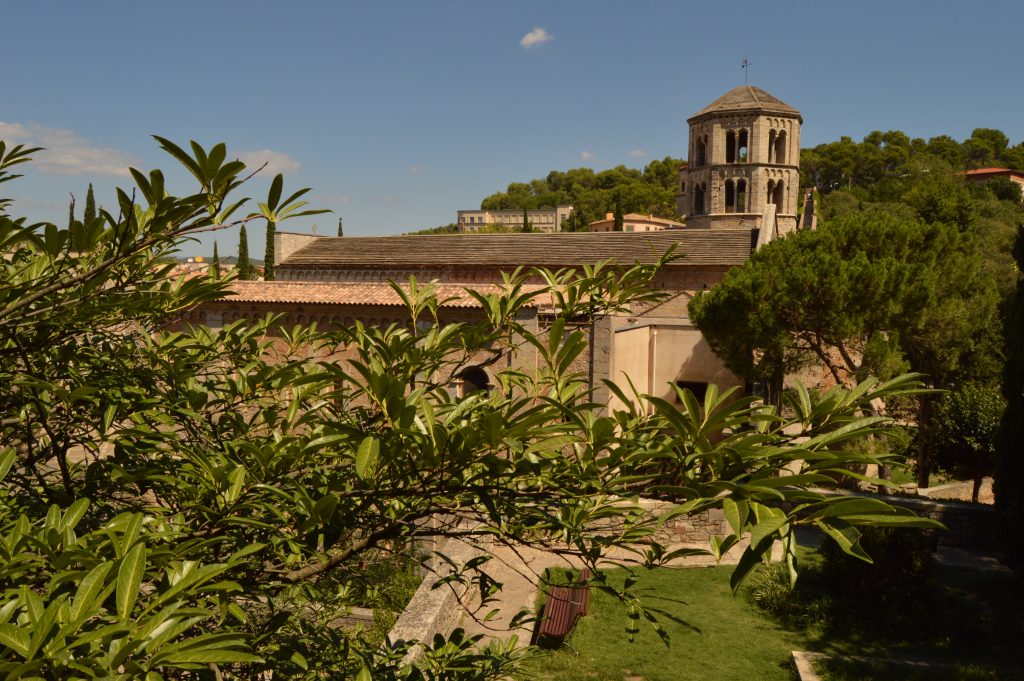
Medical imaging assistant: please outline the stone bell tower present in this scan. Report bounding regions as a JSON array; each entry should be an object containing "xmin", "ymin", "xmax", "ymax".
[{"xmin": 677, "ymin": 85, "xmax": 802, "ymax": 235}]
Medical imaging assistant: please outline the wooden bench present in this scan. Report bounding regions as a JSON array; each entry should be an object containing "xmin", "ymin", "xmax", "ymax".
[{"xmin": 537, "ymin": 568, "xmax": 592, "ymax": 644}]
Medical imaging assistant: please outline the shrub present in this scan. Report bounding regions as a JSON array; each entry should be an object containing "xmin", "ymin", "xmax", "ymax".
[
  {"xmin": 748, "ymin": 564, "xmax": 794, "ymax": 617},
  {"xmin": 819, "ymin": 526, "xmax": 935, "ymax": 628}
]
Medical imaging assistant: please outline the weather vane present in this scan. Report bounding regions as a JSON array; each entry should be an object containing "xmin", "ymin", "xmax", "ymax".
[{"xmin": 741, "ymin": 55, "xmax": 751, "ymax": 84}]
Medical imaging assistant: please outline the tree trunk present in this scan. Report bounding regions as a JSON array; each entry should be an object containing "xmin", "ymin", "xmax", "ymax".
[
  {"xmin": 916, "ymin": 391, "xmax": 935, "ymax": 489},
  {"xmin": 972, "ymin": 476, "xmax": 982, "ymax": 504}
]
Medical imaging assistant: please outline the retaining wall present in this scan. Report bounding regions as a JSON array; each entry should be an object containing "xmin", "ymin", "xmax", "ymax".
[
  {"xmin": 814, "ymin": 489, "xmax": 996, "ymax": 551},
  {"xmin": 387, "ymin": 536, "xmax": 482, "ymax": 664}
]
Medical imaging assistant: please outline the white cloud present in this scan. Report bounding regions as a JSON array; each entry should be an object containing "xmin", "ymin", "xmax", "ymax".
[
  {"xmin": 580, "ymin": 150, "xmax": 595, "ymax": 162},
  {"xmin": 627, "ymin": 149, "xmax": 648, "ymax": 158},
  {"xmin": 317, "ymin": 192, "xmax": 350, "ymax": 205},
  {"xmin": 0, "ymin": 120, "xmax": 138, "ymax": 177},
  {"xmin": 237, "ymin": 149, "xmax": 301, "ymax": 175},
  {"xmin": 408, "ymin": 164, "xmax": 425, "ymax": 175},
  {"xmin": 520, "ymin": 26, "xmax": 552, "ymax": 49}
]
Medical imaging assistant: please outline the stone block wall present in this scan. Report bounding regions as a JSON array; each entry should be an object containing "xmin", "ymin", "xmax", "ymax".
[{"xmin": 387, "ymin": 536, "xmax": 483, "ymax": 664}]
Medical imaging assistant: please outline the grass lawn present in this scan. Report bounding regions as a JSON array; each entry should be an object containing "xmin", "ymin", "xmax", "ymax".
[
  {"xmin": 524, "ymin": 548, "xmax": 1024, "ymax": 681},
  {"xmin": 524, "ymin": 565, "xmax": 804, "ymax": 681}
]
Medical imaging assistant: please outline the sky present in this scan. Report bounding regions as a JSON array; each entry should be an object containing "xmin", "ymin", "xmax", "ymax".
[{"xmin": 4, "ymin": 0, "xmax": 1023, "ymax": 258}]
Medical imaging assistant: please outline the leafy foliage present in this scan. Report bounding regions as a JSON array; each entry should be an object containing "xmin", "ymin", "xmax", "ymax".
[
  {"xmin": 927, "ymin": 383, "xmax": 1004, "ymax": 502},
  {"xmin": 818, "ymin": 526, "xmax": 936, "ymax": 632},
  {"xmin": 479, "ymin": 157, "xmax": 683, "ymax": 230},
  {"xmin": 802, "ymin": 128, "xmax": 1024, "ymax": 194},
  {"xmin": 0, "ymin": 140, "xmax": 942, "ymax": 677},
  {"xmin": 996, "ymin": 225, "xmax": 1024, "ymax": 577},
  {"xmin": 690, "ymin": 212, "xmax": 1002, "ymax": 403}
]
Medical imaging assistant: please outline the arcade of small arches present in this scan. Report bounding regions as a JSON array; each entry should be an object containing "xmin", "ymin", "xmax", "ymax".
[
  {"xmin": 724, "ymin": 129, "xmax": 749, "ymax": 164},
  {"xmin": 688, "ymin": 177, "xmax": 786, "ymax": 215},
  {"xmin": 767, "ymin": 128, "xmax": 788, "ymax": 164}
]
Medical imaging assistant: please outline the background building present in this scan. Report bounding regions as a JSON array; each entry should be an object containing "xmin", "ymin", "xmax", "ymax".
[
  {"xmin": 961, "ymin": 168, "xmax": 1024, "ymax": 199},
  {"xmin": 589, "ymin": 212, "xmax": 685, "ymax": 232},
  {"xmin": 190, "ymin": 85, "xmax": 804, "ymax": 410},
  {"xmin": 457, "ymin": 205, "xmax": 574, "ymax": 233}
]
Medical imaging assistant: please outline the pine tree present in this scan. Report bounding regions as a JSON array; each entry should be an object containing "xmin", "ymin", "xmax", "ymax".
[
  {"xmin": 67, "ymin": 194, "xmax": 75, "ymax": 228},
  {"xmin": 237, "ymin": 225, "xmax": 251, "ymax": 280},
  {"xmin": 83, "ymin": 184, "xmax": 96, "ymax": 225},
  {"xmin": 996, "ymin": 225, "xmax": 1024, "ymax": 577},
  {"xmin": 521, "ymin": 207, "xmax": 532, "ymax": 233},
  {"xmin": 211, "ymin": 242, "xmax": 221, "ymax": 277},
  {"xmin": 264, "ymin": 221, "xmax": 276, "ymax": 281}
]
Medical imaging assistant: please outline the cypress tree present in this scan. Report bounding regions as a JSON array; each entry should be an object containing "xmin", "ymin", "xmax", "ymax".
[
  {"xmin": 337, "ymin": 217, "xmax": 344, "ymax": 237},
  {"xmin": 996, "ymin": 225, "xmax": 1024, "ymax": 576},
  {"xmin": 211, "ymin": 242, "xmax": 221, "ymax": 277},
  {"xmin": 67, "ymin": 194, "xmax": 75, "ymax": 228},
  {"xmin": 237, "ymin": 225, "xmax": 251, "ymax": 280},
  {"xmin": 614, "ymin": 202, "xmax": 624, "ymax": 231},
  {"xmin": 83, "ymin": 184, "xmax": 96, "ymax": 225},
  {"xmin": 521, "ymin": 207, "xmax": 532, "ymax": 233},
  {"xmin": 264, "ymin": 221, "xmax": 276, "ymax": 281}
]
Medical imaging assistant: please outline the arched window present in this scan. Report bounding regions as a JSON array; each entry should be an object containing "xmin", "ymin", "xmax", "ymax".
[
  {"xmin": 724, "ymin": 179, "xmax": 735, "ymax": 213},
  {"xmin": 768, "ymin": 129, "xmax": 777, "ymax": 163},
  {"xmin": 726, "ymin": 130, "xmax": 736, "ymax": 164},
  {"xmin": 775, "ymin": 131, "xmax": 787, "ymax": 165},
  {"xmin": 771, "ymin": 180, "xmax": 785, "ymax": 211},
  {"xmin": 695, "ymin": 136, "xmax": 707, "ymax": 167},
  {"xmin": 456, "ymin": 365, "xmax": 491, "ymax": 395},
  {"xmin": 736, "ymin": 179, "xmax": 747, "ymax": 212},
  {"xmin": 738, "ymin": 129, "xmax": 749, "ymax": 162},
  {"xmin": 693, "ymin": 183, "xmax": 706, "ymax": 215}
]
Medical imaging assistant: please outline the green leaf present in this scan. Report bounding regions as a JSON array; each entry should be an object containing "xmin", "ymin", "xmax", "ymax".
[
  {"xmin": 0, "ymin": 624, "xmax": 30, "ymax": 657},
  {"xmin": 816, "ymin": 518, "xmax": 870, "ymax": 562},
  {"xmin": 0, "ymin": 448, "xmax": 15, "ymax": 480},
  {"xmin": 267, "ymin": 174, "xmax": 283, "ymax": 211},
  {"xmin": 357, "ymin": 666, "xmax": 372, "ymax": 681},
  {"xmin": 722, "ymin": 498, "xmax": 747, "ymax": 536},
  {"xmin": 117, "ymin": 543, "xmax": 147, "ymax": 620},
  {"xmin": 729, "ymin": 547, "xmax": 763, "ymax": 593},
  {"xmin": 61, "ymin": 498, "xmax": 90, "ymax": 531},
  {"xmin": 748, "ymin": 514, "xmax": 787, "ymax": 549},
  {"xmin": 225, "ymin": 466, "xmax": 246, "ymax": 505},
  {"xmin": 71, "ymin": 561, "xmax": 113, "ymax": 626},
  {"xmin": 355, "ymin": 436, "xmax": 380, "ymax": 481}
]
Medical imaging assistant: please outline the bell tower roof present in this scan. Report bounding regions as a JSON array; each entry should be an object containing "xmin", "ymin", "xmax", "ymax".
[{"xmin": 689, "ymin": 85, "xmax": 801, "ymax": 122}]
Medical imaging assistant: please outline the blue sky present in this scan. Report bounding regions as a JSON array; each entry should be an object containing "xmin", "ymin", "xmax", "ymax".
[{"xmin": 4, "ymin": 1, "xmax": 1022, "ymax": 257}]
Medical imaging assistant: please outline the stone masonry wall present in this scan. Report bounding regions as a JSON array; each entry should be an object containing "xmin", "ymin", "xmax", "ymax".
[
  {"xmin": 813, "ymin": 489, "xmax": 996, "ymax": 551},
  {"xmin": 387, "ymin": 536, "xmax": 483, "ymax": 665}
]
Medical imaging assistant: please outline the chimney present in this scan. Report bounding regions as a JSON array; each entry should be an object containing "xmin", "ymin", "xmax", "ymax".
[{"xmin": 605, "ymin": 212, "xmax": 613, "ymax": 221}]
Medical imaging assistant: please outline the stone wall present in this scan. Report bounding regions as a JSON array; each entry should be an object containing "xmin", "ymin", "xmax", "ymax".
[
  {"xmin": 635, "ymin": 498, "xmax": 730, "ymax": 544},
  {"xmin": 815, "ymin": 489, "xmax": 997, "ymax": 551},
  {"xmin": 275, "ymin": 232, "xmax": 319, "ymax": 265},
  {"xmin": 387, "ymin": 536, "xmax": 483, "ymax": 665}
]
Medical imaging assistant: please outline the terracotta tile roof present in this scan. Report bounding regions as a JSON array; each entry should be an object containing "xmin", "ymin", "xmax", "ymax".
[
  {"xmin": 217, "ymin": 281, "xmax": 551, "ymax": 308},
  {"xmin": 962, "ymin": 167, "xmax": 1024, "ymax": 178},
  {"xmin": 278, "ymin": 230, "xmax": 753, "ymax": 269},
  {"xmin": 690, "ymin": 85, "xmax": 800, "ymax": 121}
]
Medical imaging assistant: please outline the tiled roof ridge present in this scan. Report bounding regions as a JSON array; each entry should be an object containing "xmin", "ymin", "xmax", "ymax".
[
  {"xmin": 279, "ymin": 230, "xmax": 753, "ymax": 268},
  {"xmin": 218, "ymin": 280, "xmax": 552, "ymax": 309},
  {"xmin": 690, "ymin": 85, "xmax": 800, "ymax": 119}
]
